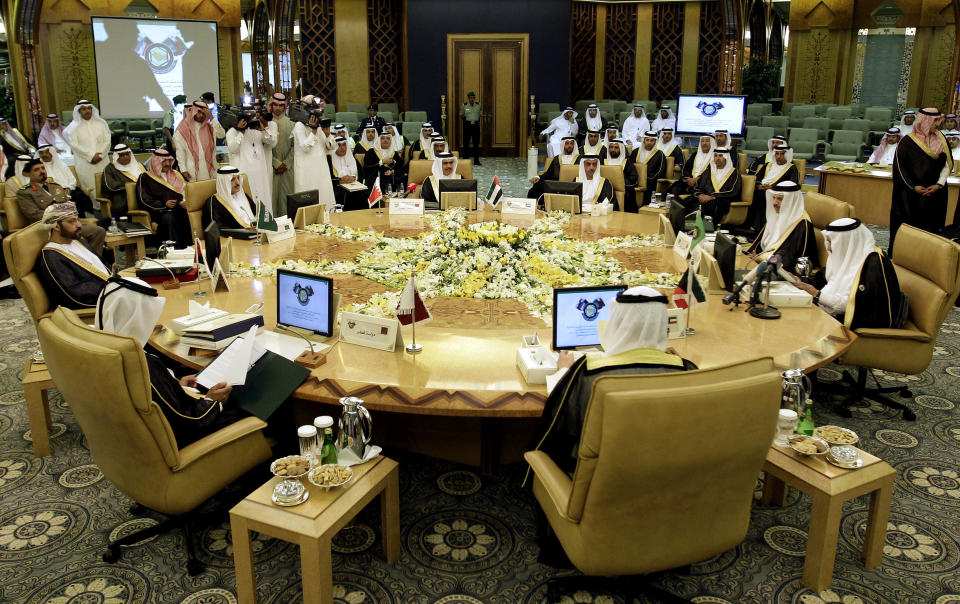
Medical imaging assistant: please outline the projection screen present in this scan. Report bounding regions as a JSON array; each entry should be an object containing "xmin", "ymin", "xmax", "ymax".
[{"xmin": 92, "ymin": 16, "xmax": 219, "ymax": 118}]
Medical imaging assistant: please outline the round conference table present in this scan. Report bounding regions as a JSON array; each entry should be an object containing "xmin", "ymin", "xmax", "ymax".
[{"xmin": 146, "ymin": 209, "xmax": 855, "ymax": 466}]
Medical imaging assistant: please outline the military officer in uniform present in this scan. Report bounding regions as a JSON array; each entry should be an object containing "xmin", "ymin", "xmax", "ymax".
[
  {"xmin": 16, "ymin": 158, "xmax": 106, "ymax": 254},
  {"xmin": 459, "ymin": 92, "xmax": 482, "ymax": 165}
]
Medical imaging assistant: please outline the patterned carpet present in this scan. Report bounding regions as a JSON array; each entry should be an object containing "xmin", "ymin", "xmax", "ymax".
[{"xmin": 2, "ymin": 158, "xmax": 960, "ymax": 603}]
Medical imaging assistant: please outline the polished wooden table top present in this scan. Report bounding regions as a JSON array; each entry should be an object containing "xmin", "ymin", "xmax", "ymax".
[{"xmin": 146, "ymin": 209, "xmax": 854, "ymax": 418}]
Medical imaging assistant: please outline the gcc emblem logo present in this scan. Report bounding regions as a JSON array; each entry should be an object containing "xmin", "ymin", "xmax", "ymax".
[
  {"xmin": 293, "ymin": 283, "xmax": 314, "ymax": 306},
  {"xmin": 696, "ymin": 101, "xmax": 724, "ymax": 117},
  {"xmin": 576, "ymin": 298, "xmax": 605, "ymax": 321}
]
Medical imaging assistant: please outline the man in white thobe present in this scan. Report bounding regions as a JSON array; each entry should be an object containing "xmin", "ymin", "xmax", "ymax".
[
  {"xmin": 540, "ymin": 107, "xmax": 578, "ymax": 158},
  {"xmin": 64, "ymin": 100, "xmax": 111, "ymax": 194},
  {"xmin": 226, "ymin": 113, "xmax": 277, "ymax": 210},
  {"xmin": 292, "ymin": 111, "xmax": 336, "ymax": 207}
]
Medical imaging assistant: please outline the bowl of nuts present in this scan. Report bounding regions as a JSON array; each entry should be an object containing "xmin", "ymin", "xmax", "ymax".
[
  {"xmin": 788, "ymin": 435, "xmax": 829, "ymax": 457},
  {"xmin": 814, "ymin": 425, "xmax": 859, "ymax": 446},
  {"xmin": 308, "ymin": 464, "xmax": 353, "ymax": 490},
  {"xmin": 270, "ymin": 455, "xmax": 311, "ymax": 479}
]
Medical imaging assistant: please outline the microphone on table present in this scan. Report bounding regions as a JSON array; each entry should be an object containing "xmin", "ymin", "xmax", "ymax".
[
  {"xmin": 722, "ymin": 255, "xmax": 782, "ymax": 306},
  {"xmin": 275, "ymin": 324, "xmax": 327, "ymax": 369},
  {"xmin": 400, "ymin": 182, "xmax": 418, "ymax": 198}
]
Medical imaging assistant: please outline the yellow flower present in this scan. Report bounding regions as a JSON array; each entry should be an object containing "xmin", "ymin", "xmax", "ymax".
[{"xmin": 448, "ymin": 249, "xmax": 456, "ymax": 256}]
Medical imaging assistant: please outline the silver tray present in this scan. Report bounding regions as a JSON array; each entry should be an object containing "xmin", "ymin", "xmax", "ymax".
[
  {"xmin": 826, "ymin": 452, "xmax": 864, "ymax": 469},
  {"xmin": 272, "ymin": 488, "xmax": 310, "ymax": 507}
]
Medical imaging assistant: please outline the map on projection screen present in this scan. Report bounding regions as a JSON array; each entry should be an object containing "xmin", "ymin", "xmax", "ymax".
[{"xmin": 92, "ymin": 16, "xmax": 219, "ymax": 118}]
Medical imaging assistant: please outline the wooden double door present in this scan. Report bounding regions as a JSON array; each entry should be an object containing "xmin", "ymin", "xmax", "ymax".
[{"xmin": 447, "ymin": 35, "xmax": 529, "ymax": 157}]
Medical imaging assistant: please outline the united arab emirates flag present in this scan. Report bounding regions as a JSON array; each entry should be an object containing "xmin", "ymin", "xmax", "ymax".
[{"xmin": 486, "ymin": 176, "xmax": 503, "ymax": 206}]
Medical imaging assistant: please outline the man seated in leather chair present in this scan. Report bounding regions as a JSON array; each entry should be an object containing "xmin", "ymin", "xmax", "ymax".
[
  {"xmin": 36, "ymin": 201, "xmax": 111, "ymax": 310},
  {"xmin": 529, "ymin": 286, "xmax": 698, "ymax": 476},
  {"xmin": 96, "ymin": 276, "xmax": 294, "ymax": 450}
]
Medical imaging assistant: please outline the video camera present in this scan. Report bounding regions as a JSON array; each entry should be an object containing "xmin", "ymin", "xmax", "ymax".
[
  {"xmin": 219, "ymin": 104, "xmax": 273, "ymax": 131},
  {"xmin": 287, "ymin": 100, "xmax": 327, "ymax": 126}
]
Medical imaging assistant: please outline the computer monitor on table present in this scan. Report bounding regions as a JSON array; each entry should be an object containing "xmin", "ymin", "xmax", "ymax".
[
  {"xmin": 276, "ymin": 269, "xmax": 335, "ymax": 337},
  {"xmin": 438, "ymin": 178, "xmax": 478, "ymax": 194},
  {"xmin": 203, "ymin": 220, "xmax": 221, "ymax": 271},
  {"xmin": 542, "ymin": 180, "xmax": 583, "ymax": 213},
  {"xmin": 552, "ymin": 285, "xmax": 628, "ymax": 351},
  {"xmin": 286, "ymin": 190, "xmax": 320, "ymax": 221},
  {"xmin": 714, "ymin": 232, "xmax": 737, "ymax": 292}
]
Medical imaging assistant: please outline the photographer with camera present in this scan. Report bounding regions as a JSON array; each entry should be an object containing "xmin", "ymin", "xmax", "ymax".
[
  {"xmin": 174, "ymin": 100, "xmax": 225, "ymax": 182},
  {"xmin": 292, "ymin": 110, "xmax": 336, "ymax": 208},
  {"xmin": 226, "ymin": 107, "xmax": 277, "ymax": 211}
]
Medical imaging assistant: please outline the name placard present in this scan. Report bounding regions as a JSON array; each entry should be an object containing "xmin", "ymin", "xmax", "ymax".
[
  {"xmin": 339, "ymin": 311, "xmax": 404, "ymax": 352},
  {"xmin": 389, "ymin": 199, "xmax": 425, "ymax": 215},
  {"xmin": 501, "ymin": 197, "xmax": 537, "ymax": 215},
  {"xmin": 265, "ymin": 217, "xmax": 296, "ymax": 243},
  {"xmin": 673, "ymin": 231, "xmax": 692, "ymax": 259}
]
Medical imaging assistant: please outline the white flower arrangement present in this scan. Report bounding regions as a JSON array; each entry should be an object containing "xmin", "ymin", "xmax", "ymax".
[{"xmin": 231, "ymin": 209, "xmax": 678, "ymax": 318}]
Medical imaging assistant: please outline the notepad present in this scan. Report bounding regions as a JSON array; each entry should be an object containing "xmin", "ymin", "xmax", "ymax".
[{"xmin": 196, "ymin": 325, "xmax": 265, "ymax": 388}]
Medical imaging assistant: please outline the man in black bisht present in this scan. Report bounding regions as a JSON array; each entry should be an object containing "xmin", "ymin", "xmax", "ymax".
[{"xmin": 890, "ymin": 107, "xmax": 953, "ymax": 254}]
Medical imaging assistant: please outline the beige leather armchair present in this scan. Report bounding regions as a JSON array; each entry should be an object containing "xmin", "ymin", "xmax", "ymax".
[
  {"xmin": 3, "ymin": 222, "xmax": 96, "ymax": 322},
  {"xmin": 803, "ymin": 192, "xmax": 855, "ymax": 267},
  {"xmin": 406, "ymin": 159, "xmax": 473, "ymax": 198},
  {"xmin": 37, "ymin": 307, "xmax": 272, "ymax": 573},
  {"xmin": 719, "ymin": 173, "xmax": 755, "ymax": 226},
  {"xmin": 831, "ymin": 225, "xmax": 960, "ymax": 420},
  {"xmin": 525, "ymin": 358, "xmax": 781, "ymax": 599},
  {"xmin": 183, "ymin": 176, "xmax": 252, "ymax": 235}
]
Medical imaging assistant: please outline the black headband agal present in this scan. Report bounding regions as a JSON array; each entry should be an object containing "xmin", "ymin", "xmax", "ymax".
[
  {"xmin": 771, "ymin": 182, "xmax": 801, "ymax": 192},
  {"xmin": 824, "ymin": 219, "xmax": 862, "ymax": 232},
  {"xmin": 616, "ymin": 292, "xmax": 668, "ymax": 304},
  {"xmin": 217, "ymin": 166, "xmax": 240, "ymax": 175},
  {"xmin": 920, "ymin": 108, "xmax": 942, "ymax": 116}
]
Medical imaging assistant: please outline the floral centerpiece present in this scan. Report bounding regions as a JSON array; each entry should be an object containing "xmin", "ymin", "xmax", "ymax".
[{"xmin": 231, "ymin": 209, "xmax": 680, "ymax": 318}]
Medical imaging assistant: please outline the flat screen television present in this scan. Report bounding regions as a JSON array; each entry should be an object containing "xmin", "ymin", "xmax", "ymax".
[
  {"xmin": 438, "ymin": 178, "xmax": 478, "ymax": 193},
  {"xmin": 552, "ymin": 285, "xmax": 628, "ymax": 350},
  {"xmin": 714, "ymin": 231, "xmax": 737, "ymax": 292},
  {"xmin": 675, "ymin": 94, "xmax": 747, "ymax": 137},
  {"xmin": 286, "ymin": 190, "xmax": 320, "ymax": 221},
  {"xmin": 202, "ymin": 220, "xmax": 220, "ymax": 271},
  {"xmin": 276, "ymin": 269, "xmax": 335, "ymax": 337}
]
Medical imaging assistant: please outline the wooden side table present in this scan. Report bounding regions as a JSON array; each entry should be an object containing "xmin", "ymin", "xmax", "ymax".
[
  {"xmin": 229, "ymin": 456, "xmax": 400, "ymax": 604},
  {"xmin": 22, "ymin": 359, "xmax": 56, "ymax": 457},
  {"xmin": 761, "ymin": 444, "xmax": 895, "ymax": 591},
  {"xmin": 105, "ymin": 233, "xmax": 147, "ymax": 265}
]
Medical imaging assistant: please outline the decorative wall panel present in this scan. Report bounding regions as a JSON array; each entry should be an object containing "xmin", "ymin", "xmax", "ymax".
[
  {"xmin": 17, "ymin": 0, "xmax": 45, "ymax": 131},
  {"xmin": 49, "ymin": 23, "xmax": 99, "ymax": 110},
  {"xmin": 275, "ymin": 0, "xmax": 295, "ymax": 95},
  {"xmin": 367, "ymin": 0, "xmax": 403, "ymax": 106},
  {"xmin": 299, "ymin": 0, "xmax": 336, "ymax": 101},
  {"xmin": 696, "ymin": 0, "xmax": 724, "ymax": 93},
  {"xmin": 922, "ymin": 26, "xmax": 955, "ymax": 110},
  {"xmin": 791, "ymin": 28, "xmax": 842, "ymax": 103},
  {"xmin": 570, "ymin": 2, "xmax": 597, "ymax": 102},
  {"xmin": 217, "ymin": 26, "xmax": 236, "ymax": 103},
  {"xmin": 252, "ymin": 1, "xmax": 269, "ymax": 95},
  {"xmin": 649, "ymin": 2, "xmax": 684, "ymax": 101},
  {"xmin": 603, "ymin": 3, "xmax": 637, "ymax": 101}
]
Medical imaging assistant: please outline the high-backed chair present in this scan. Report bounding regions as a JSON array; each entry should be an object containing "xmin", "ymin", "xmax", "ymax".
[
  {"xmin": 599, "ymin": 165, "xmax": 625, "ymax": 207},
  {"xmin": 865, "ymin": 107, "xmax": 895, "ymax": 142},
  {"xmin": 842, "ymin": 118, "xmax": 871, "ymax": 142},
  {"xmin": 789, "ymin": 105, "xmax": 816, "ymax": 128},
  {"xmin": 782, "ymin": 102, "xmax": 802, "ymax": 117},
  {"xmin": 743, "ymin": 126, "xmax": 775, "ymax": 158},
  {"xmin": 123, "ymin": 181, "xmax": 154, "ymax": 231},
  {"xmin": 824, "ymin": 131, "xmax": 868, "ymax": 162},
  {"xmin": 802, "ymin": 117, "xmax": 831, "ymax": 142},
  {"xmin": 403, "ymin": 110, "xmax": 428, "ymax": 124},
  {"xmin": 815, "ymin": 103, "xmax": 837, "ymax": 116},
  {"xmin": 826, "ymin": 106, "xmax": 853, "ymax": 131},
  {"xmin": 719, "ymin": 173, "xmax": 755, "ymax": 226},
  {"xmin": 183, "ymin": 176, "xmax": 252, "ymax": 235},
  {"xmin": 346, "ymin": 103, "xmax": 367, "ymax": 114},
  {"xmin": 760, "ymin": 115, "xmax": 788, "ymax": 137},
  {"xmin": 378, "ymin": 102, "xmax": 400, "ymax": 116},
  {"xmin": 525, "ymin": 357, "xmax": 781, "ymax": 599},
  {"xmin": 830, "ymin": 226, "xmax": 960, "ymax": 420},
  {"xmin": 127, "ymin": 119, "xmax": 155, "ymax": 151},
  {"xmin": 803, "ymin": 192, "xmax": 855, "ymax": 266},
  {"xmin": 335, "ymin": 111, "xmax": 359, "ymax": 125},
  {"xmin": 558, "ymin": 164, "xmax": 578, "ymax": 182},
  {"xmin": 37, "ymin": 307, "xmax": 272, "ymax": 573},
  {"xmin": 405, "ymin": 160, "xmax": 474, "ymax": 197},
  {"xmin": 2, "ymin": 195, "xmax": 28, "ymax": 233},
  {"xmin": 789, "ymin": 127, "xmax": 823, "ymax": 161},
  {"xmin": 745, "ymin": 103, "xmax": 772, "ymax": 126},
  {"xmin": 378, "ymin": 111, "xmax": 395, "ymax": 124},
  {"xmin": 3, "ymin": 222, "xmax": 98, "ymax": 322}
]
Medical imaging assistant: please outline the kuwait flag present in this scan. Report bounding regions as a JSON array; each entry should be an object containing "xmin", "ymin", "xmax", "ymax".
[
  {"xmin": 486, "ymin": 176, "xmax": 503, "ymax": 206},
  {"xmin": 673, "ymin": 266, "xmax": 706, "ymax": 309},
  {"xmin": 396, "ymin": 275, "xmax": 432, "ymax": 326},
  {"xmin": 368, "ymin": 175, "xmax": 383, "ymax": 208}
]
